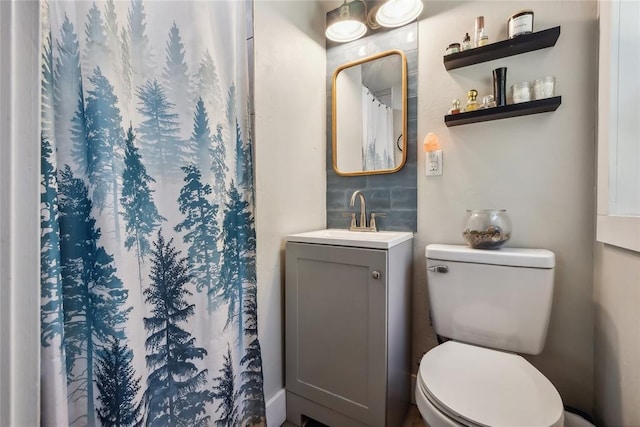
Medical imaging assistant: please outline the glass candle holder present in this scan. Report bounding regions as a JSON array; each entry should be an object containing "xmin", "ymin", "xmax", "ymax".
[
  {"xmin": 512, "ymin": 81, "xmax": 532, "ymax": 103},
  {"xmin": 534, "ymin": 76, "xmax": 556, "ymax": 100}
]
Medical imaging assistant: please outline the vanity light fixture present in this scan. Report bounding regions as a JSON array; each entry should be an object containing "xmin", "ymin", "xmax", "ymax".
[
  {"xmin": 375, "ymin": 0, "xmax": 424, "ymax": 28},
  {"xmin": 326, "ymin": 0, "xmax": 368, "ymax": 43},
  {"xmin": 326, "ymin": 0, "xmax": 424, "ymax": 43}
]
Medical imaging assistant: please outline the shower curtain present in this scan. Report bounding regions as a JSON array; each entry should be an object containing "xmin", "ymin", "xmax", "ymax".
[
  {"xmin": 362, "ymin": 87, "xmax": 394, "ymax": 171},
  {"xmin": 40, "ymin": 1, "xmax": 265, "ymax": 425}
]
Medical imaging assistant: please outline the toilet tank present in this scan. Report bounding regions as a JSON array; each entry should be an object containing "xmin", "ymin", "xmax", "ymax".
[{"xmin": 426, "ymin": 244, "xmax": 555, "ymax": 355}]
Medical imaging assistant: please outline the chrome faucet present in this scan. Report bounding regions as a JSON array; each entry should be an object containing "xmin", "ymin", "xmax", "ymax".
[{"xmin": 350, "ymin": 190, "xmax": 367, "ymax": 230}]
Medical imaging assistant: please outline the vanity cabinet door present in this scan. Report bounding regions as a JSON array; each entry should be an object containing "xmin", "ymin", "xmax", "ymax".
[{"xmin": 285, "ymin": 242, "xmax": 388, "ymax": 426}]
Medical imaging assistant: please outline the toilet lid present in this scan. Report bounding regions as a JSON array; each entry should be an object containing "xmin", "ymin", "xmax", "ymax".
[{"xmin": 418, "ymin": 341, "xmax": 564, "ymax": 427}]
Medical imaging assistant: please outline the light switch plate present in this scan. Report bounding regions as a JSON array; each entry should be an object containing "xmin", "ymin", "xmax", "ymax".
[{"xmin": 426, "ymin": 150, "xmax": 443, "ymax": 176}]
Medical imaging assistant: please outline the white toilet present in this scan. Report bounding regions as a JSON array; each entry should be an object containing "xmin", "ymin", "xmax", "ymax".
[{"xmin": 416, "ymin": 244, "xmax": 564, "ymax": 427}]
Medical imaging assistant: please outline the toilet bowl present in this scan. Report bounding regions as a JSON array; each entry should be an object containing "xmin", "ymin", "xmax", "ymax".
[{"xmin": 415, "ymin": 341, "xmax": 564, "ymax": 427}]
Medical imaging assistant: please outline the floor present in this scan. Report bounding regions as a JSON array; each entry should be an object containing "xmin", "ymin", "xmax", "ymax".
[
  {"xmin": 402, "ymin": 405, "xmax": 427, "ymax": 427},
  {"xmin": 280, "ymin": 404, "xmax": 426, "ymax": 427}
]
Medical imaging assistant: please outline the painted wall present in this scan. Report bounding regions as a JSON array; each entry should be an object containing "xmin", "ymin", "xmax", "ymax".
[
  {"xmin": 335, "ymin": 66, "xmax": 363, "ymax": 172},
  {"xmin": 253, "ymin": 0, "xmax": 327, "ymax": 423},
  {"xmin": 416, "ymin": 0, "xmax": 597, "ymax": 413},
  {"xmin": 594, "ymin": 244, "xmax": 640, "ymax": 426},
  {"xmin": 0, "ymin": 1, "xmax": 41, "ymax": 425}
]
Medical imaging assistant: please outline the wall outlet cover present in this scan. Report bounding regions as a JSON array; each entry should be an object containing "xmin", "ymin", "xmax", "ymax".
[{"xmin": 426, "ymin": 150, "xmax": 443, "ymax": 176}]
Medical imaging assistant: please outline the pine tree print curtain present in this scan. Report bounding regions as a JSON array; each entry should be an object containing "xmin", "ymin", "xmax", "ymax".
[{"xmin": 40, "ymin": 1, "xmax": 265, "ymax": 425}]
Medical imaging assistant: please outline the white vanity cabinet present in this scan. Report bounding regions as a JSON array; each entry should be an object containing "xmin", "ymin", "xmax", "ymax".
[{"xmin": 284, "ymin": 230, "xmax": 413, "ymax": 427}]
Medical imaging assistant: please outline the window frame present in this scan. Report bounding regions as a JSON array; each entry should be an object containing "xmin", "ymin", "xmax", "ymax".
[{"xmin": 596, "ymin": 0, "xmax": 640, "ymax": 252}]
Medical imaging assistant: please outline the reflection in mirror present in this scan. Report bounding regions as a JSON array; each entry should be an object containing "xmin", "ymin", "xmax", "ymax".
[{"xmin": 332, "ymin": 49, "xmax": 407, "ymax": 176}]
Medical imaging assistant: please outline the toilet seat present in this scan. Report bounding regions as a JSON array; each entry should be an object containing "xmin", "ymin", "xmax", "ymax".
[{"xmin": 417, "ymin": 341, "xmax": 564, "ymax": 427}]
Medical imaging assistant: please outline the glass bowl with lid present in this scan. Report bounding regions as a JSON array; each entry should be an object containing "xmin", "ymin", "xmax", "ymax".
[{"xmin": 463, "ymin": 209, "xmax": 512, "ymax": 249}]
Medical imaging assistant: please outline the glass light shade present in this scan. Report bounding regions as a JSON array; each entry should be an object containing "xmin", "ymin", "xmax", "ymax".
[
  {"xmin": 326, "ymin": 19, "xmax": 367, "ymax": 42},
  {"xmin": 326, "ymin": 0, "xmax": 367, "ymax": 43},
  {"xmin": 375, "ymin": 0, "xmax": 424, "ymax": 28}
]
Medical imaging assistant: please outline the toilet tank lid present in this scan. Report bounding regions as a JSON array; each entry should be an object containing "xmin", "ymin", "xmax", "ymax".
[{"xmin": 426, "ymin": 244, "xmax": 555, "ymax": 268}]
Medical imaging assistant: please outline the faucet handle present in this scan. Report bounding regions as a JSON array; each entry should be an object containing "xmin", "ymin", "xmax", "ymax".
[
  {"xmin": 369, "ymin": 212, "xmax": 386, "ymax": 232},
  {"xmin": 342, "ymin": 212, "xmax": 357, "ymax": 229}
]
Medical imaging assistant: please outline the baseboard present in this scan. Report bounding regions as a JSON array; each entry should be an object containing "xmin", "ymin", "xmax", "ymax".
[
  {"xmin": 410, "ymin": 374, "xmax": 417, "ymax": 405},
  {"xmin": 266, "ymin": 388, "xmax": 287, "ymax": 426},
  {"xmin": 267, "ymin": 379, "xmax": 416, "ymax": 425}
]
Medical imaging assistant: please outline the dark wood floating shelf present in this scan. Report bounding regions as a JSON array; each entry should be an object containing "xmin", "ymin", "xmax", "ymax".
[
  {"xmin": 444, "ymin": 26, "xmax": 561, "ymax": 70},
  {"xmin": 444, "ymin": 96, "xmax": 562, "ymax": 127}
]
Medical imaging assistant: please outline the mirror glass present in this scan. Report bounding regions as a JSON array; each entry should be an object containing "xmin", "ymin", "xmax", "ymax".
[{"xmin": 332, "ymin": 50, "xmax": 407, "ymax": 176}]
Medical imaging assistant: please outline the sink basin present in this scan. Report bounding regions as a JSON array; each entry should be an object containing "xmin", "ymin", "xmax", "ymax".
[{"xmin": 286, "ymin": 228, "xmax": 413, "ymax": 249}]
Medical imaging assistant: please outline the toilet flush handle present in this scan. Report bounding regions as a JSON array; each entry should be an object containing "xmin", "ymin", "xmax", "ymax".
[{"xmin": 428, "ymin": 265, "xmax": 449, "ymax": 273}]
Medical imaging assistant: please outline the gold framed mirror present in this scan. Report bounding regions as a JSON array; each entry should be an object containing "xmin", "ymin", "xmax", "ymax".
[{"xmin": 332, "ymin": 49, "xmax": 408, "ymax": 176}]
